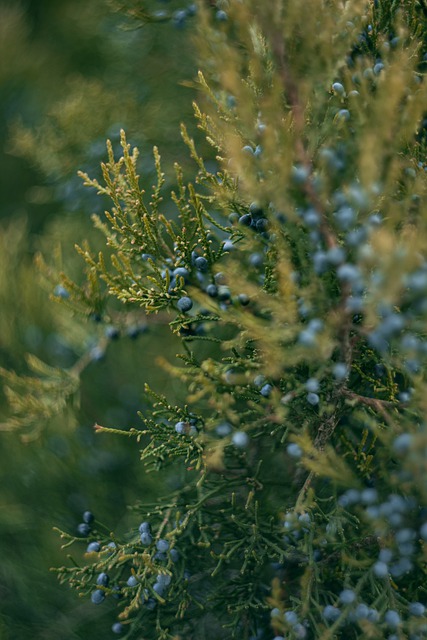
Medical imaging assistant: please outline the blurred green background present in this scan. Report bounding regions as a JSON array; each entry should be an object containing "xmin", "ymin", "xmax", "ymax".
[{"xmin": 0, "ymin": 1, "xmax": 205, "ymax": 637}]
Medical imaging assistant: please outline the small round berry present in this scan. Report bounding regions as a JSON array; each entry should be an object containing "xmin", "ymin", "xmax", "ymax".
[
  {"xmin": 139, "ymin": 521, "xmax": 151, "ymax": 534},
  {"xmin": 218, "ymin": 286, "xmax": 231, "ymax": 301},
  {"xmin": 170, "ymin": 548, "xmax": 180, "ymax": 562},
  {"xmin": 284, "ymin": 610, "xmax": 299, "ymax": 624},
  {"xmin": 392, "ymin": 433, "xmax": 413, "ymax": 454},
  {"xmin": 323, "ymin": 605, "xmax": 341, "ymax": 621},
  {"xmin": 287, "ymin": 443, "xmax": 302, "ymax": 458},
  {"xmin": 238, "ymin": 293, "xmax": 250, "ymax": 306},
  {"xmin": 156, "ymin": 539, "xmax": 170, "ymax": 553},
  {"xmin": 140, "ymin": 532, "xmax": 153, "ymax": 546},
  {"xmin": 339, "ymin": 589, "xmax": 356, "ymax": 604},
  {"xmin": 332, "ymin": 362, "xmax": 348, "ymax": 381},
  {"xmin": 354, "ymin": 603, "xmax": 369, "ymax": 620},
  {"xmin": 53, "ymin": 285, "xmax": 70, "ymax": 299},
  {"xmin": 112, "ymin": 622, "xmax": 124, "ymax": 635},
  {"xmin": 216, "ymin": 9, "xmax": 228, "ymax": 21},
  {"xmin": 96, "ymin": 572, "xmax": 109, "ymax": 587},
  {"xmin": 306, "ymin": 392, "xmax": 319, "ymax": 405},
  {"xmin": 419, "ymin": 522, "xmax": 427, "ymax": 540},
  {"xmin": 232, "ymin": 431, "xmax": 250, "ymax": 448},
  {"xmin": 222, "ymin": 240, "xmax": 235, "ymax": 252},
  {"xmin": 260, "ymin": 383, "xmax": 273, "ymax": 397},
  {"xmin": 332, "ymin": 82, "xmax": 345, "ymax": 95},
  {"xmin": 177, "ymin": 296, "xmax": 193, "ymax": 312},
  {"xmin": 83, "ymin": 510, "xmax": 94, "ymax": 524},
  {"xmin": 86, "ymin": 541, "xmax": 101, "ymax": 553},
  {"xmin": 337, "ymin": 108, "xmax": 350, "ymax": 121},
  {"xmin": 91, "ymin": 589, "xmax": 105, "ymax": 605},
  {"xmin": 126, "ymin": 575, "xmax": 138, "ymax": 587},
  {"xmin": 156, "ymin": 574, "xmax": 172, "ymax": 588},
  {"xmin": 206, "ymin": 284, "xmax": 218, "ymax": 297},
  {"xmin": 216, "ymin": 422, "xmax": 232, "ymax": 437},
  {"xmin": 173, "ymin": 9, "xmax": 187, "ymax": 28},
  {"xmin": 298, "ymin": 329, "xmax": 316, "ymax": 347},
  {"xmin": 327, "ymin": 246, "xmax": 346, "ymax": 265},
  {"xmin": 173, "ymin": 266, "xmax": 189, "ymax": 279},
  {"xmin": 256, "ymin": 218, "xmax": 269, "ymax": 232},
  {"xmin": 89, "ymin": 346, "xmax": 104, "ymax": 362},
  {"xmin": 384, "ymin": 610, "xmax": 401, "ymax": 628},
  {"xmin": 77, "ymin": 523, "xmax": 91, "ymax": 537},
  {"xmin": 153, "ymin": 582, "xmax": 165, "ymax": 597},
  {"xmin": 194, "ymin": 256, "xmax": 208, "ymax": 272},
  {"xmin": 305, "ymin": 377, "xmax": 319, "ymax": 393},
  {"xmin": 408, "ymin": 602, "xmax": 425, "ymax": 617},
  {"xmin": 239, "ymin": 213, "xmax": 252, "ymax": 226},
  {"xmin": 175, "ymin": 421, "xmax": 186, "ymax": 434},
  {"xmin": 105, "ymin": 325, "xmax": 119, "ymax": 340}
]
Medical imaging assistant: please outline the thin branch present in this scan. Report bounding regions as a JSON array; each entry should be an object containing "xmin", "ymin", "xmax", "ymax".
[{"xmin": 342, "ymin": 389, "xmax": 397, "ymax": 426}]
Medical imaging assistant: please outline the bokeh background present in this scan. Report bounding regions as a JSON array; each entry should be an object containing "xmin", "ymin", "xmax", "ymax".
[{"xmin": 0, "ymin": 1, "xmax": 206, "ymax": 637}]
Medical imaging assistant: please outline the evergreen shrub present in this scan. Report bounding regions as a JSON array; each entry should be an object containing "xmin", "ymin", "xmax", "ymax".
[{"xmin": 3, "ymin": 1, "xmax": 427, "ymax": 638}]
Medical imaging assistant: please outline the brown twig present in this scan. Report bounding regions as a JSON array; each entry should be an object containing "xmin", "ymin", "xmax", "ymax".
[
  {"xmin": 342, "ymin": 389, "xmax": 397, "ymax": 426},
  {"xmin": 271, "ymin": 32, "xmax": 337, "ymax": 250}
]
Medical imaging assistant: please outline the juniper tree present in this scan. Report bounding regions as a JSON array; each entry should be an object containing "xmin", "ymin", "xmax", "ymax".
[{"xmin": 3, "ymin": 0, "xmax": 427, "ymax": 639}]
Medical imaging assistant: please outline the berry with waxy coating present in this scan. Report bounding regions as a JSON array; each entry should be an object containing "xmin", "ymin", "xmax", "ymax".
[
  {"xmin": 177, "ymin": 296, "xmax": 193, "ymax": 312},
  {"xmin": 156, "ymin": 539, "xmax": 170, "ymax": 553},
  {"xmin": 96, "ymin": 572, "xmax": 109, "ymax": 586},
  {"xmin": 82, "ymin": 510, "xmax": 94, "ymax": 524},
  {"xmin": 77, "ymin": 523, "xmax": 91, "ymax": 536},
  {"xmin": 91, "ymin": 589, "xmax": 105, "ymax": 604},
  {"xmin": 112, "ymin": 622, "xmax": 124, "ymax": 635},
  {"xmin": 232, "ymin": 431, "xmax": 250, "ymax": 448}
]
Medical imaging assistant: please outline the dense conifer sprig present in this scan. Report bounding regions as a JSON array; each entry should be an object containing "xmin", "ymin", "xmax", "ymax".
[{"xmin": 3, "ymin": 0, "xmax": 427, "ymax": 638}]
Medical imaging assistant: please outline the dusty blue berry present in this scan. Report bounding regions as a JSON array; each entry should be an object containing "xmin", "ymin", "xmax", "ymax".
[
  {"xmin": 232, "ymin": 431, "xmax": 250, "ymax": 448},
  {"xmin": 96, "ymin": 572, "xmax": 109, "ymax": 587},
  {"xmin": 153, "ymin": 582, "xmax": 165, "ymax": 597},
  {"xmin": 170, "ymin": 548, "xmax": 180, "ymax": 562},
  {"xmin": 139, "ymin": 521, "xmax": 151, "ymax": 534},
  {"xmin": 77, "ymin": 523, "xmax": 91, "ymax": 536},
  {"xmin": 307, "ymin": 392, "xmax": 319, "ymax": 405},
  {"xmin": 177, "ymin": 296, "xmax": 193, "ymax": 312},
  {"xmin": 195, "ymin": 256, "xmax": 208, "ymax": 272},
  {"xmin": 156, "ymin": 539, "xmax": 170, "ymax": 553},
  {"xmin": 140, "ymin": 532, "xmax": 153, "ymax": 546},
  {"xmin": 156, "ymin": 574, "xmax": 172, "ymax": 588},
  {"xmin": 206, "ymin": 283, "xmax": 218, "ymax": 297},
  {"xmin": 53, "ymin": 285, "xmax": 69, "ymax": 299},
  {"xmin": 408, "ymin": 602, "xmax": 425, "ymax": 617},
  {"xmin": 332, "ymin": 82, "xmax": 345, "ymax": 94},
  {"xmin": 216, "ymin": 9, "xmax": 228, "ymax": 21},
  {"xmin": 384, "ymin": 610, "xmax": 401, "ymax": 629},
  {"xmin": 323, "ymin": 605, "xmax": 341, "ymax": 621},
  {"xmin": 339, "ymin": 589, "xmax": 356, "ymax": 604},
  {"xmin": 287, "ymin": 443, "xmax": 302, "ymax": 458},
  {"xmin": 284, "ymin": 610, "xmax": 299, "ymax": 624},
  {"xmin": 373, "ymin": 561, "xmax": 388, "ymax": 578},
  {"xmin": 83, "ymin": 511, "xmax": 94, "ymax": 524},
  {"xmin": 86, "ymin": 541, "xmax": 101, "ymax": 553},
  {"xmin": 260, "ymin": 383, "xmax": 273, "ymax": 397},
  {"xmin": 175, "ymin": 421, "xmax": 186, "ymax": 434},
  {"xmin": 112, "ymin": 622, "xmax": 124, "ymax": 635},
  {"xmin": 91, "ymin": 589, "xmax": 105, "ymax": 604},
  {"xmin": 305, "ymin": 378, "xmax": 319, "ymax": 392}
]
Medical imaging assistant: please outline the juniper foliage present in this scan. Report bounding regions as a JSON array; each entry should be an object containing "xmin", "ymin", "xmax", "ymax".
[{"xmin": 3, "ymin": 0, "xmax": 427, "ymax": 638}]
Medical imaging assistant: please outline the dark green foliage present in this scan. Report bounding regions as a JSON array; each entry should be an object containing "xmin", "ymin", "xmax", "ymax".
[{"xmin": 2, "ymin": 0, "xmax": 427, "ymax": 639}]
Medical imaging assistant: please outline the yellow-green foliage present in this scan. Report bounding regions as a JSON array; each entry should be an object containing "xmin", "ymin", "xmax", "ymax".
[{"xmin": 3, "ymin": 1, "xmax": 427, "ymax": 639}]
